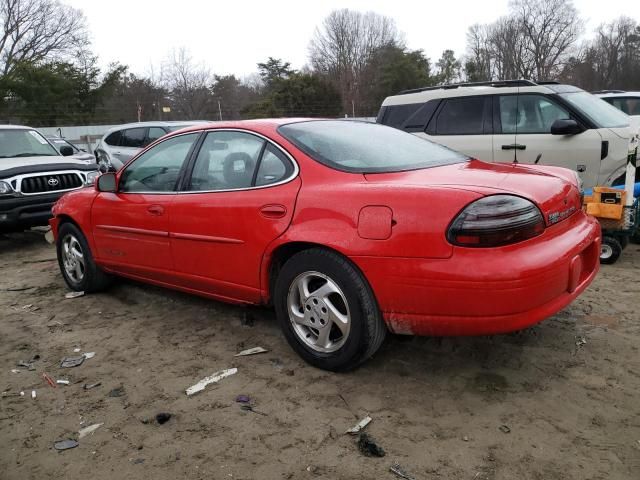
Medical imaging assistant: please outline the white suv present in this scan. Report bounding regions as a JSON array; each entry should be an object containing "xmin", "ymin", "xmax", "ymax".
[
  {"xmin": 95, "ymin": 121, "xmax": 207, "ymax": 171},
  {"xmin": 594, "ymin": 90, "xmax": 640, "ymax": 120},
  {"xmin": 378, "ymin": 80, "xmax": 639, "ymax": 189}
]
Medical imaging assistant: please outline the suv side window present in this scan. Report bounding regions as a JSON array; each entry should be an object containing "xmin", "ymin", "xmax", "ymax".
[
  {"xmin": 104, "ymin": 131, "xmax": 121, "ymax": 146},
  {"xmin": 499, "ymin": 94, "xmax": 571, "ymax": 134},
  {"xmin": 187, "ymin": 131, "xmax": 265, "ymax": 191},
  {"xmin": 146, "ymin": 127, "xmax": 167, "ymax": 146},
  {"xmin": 119, "ymin": 133, "xmax": 199, "ymax": 193},
  {"xmin": 605, "ymin": 97, "xmax": 640, "ymax": 116},
  {"xmin": 435, "ymin": 97, "xmax": 486, "ymax": 135},
  {"xmin": 121, "ymin": 128, "xmax": 147, "ymax": 148}
]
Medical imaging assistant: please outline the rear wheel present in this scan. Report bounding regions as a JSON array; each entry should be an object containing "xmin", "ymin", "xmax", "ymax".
[
  {"xmin": 274, "ymin": 248, "xmax": 386, "ymax": 371},
  {"xmin": 56, "ymin": 222, "xmax": 112, "ymax": 292},
  {"xmin": 600, "ymin": 236, "xmax": 622, "ymax": 265}
]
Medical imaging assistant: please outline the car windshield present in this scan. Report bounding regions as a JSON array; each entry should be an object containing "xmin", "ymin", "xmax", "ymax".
[
  {"xmin": 560, "ymin": 92, "xmax": 630, "ymax": 128},
  {"xmin": 278, "ymin": 120, "xmax": 468, "ymax": 173},
  {"xmin": 0, "ymin": 129, "xmax": 59, "ymax": 158}
]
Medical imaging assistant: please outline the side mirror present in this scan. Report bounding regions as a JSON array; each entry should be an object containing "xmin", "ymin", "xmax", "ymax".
[
  {"xmin": 551, "ymin": 119, "xmax": 583, "ymax": 135},
  {"xmin": 60, "ymin": 145, "xmax": 74, "ymax": 156},
  {"xmin": 96, "ymin": 172, "xmax": 117, "ymax": 193}
]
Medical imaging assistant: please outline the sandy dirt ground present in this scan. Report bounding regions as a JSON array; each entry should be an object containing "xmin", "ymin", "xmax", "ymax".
[{"xmin": 1, "ymin": 230, "xmax": 639, "ymax": 480}]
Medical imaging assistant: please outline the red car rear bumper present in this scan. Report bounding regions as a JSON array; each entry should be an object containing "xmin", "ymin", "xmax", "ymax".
[{"xmin": 351, "ymin": 212, "xmax": 601, "ymax": 336}]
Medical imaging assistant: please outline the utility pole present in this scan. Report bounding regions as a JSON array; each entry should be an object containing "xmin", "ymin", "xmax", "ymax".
[{"xmin": 218, "ymin": 100, "xmax": 223, "ymax": 121}]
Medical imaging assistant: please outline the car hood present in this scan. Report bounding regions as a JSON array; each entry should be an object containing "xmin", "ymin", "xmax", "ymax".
[
  {"xmin": 1, "ymin": 155, "xmax": 94, "ymax": 170},
  {"xmin": 364, "ymin": 160, "xmax": 582, "ymax": 226}
]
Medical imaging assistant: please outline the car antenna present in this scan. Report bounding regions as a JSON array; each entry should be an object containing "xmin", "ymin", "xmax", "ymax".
[
  {"xmin": 534, "ymin": 153, "xmax": 542, "ymax": 164},
  {"xmin": 513, "ymin": 89, "xmax": 519, "ymax": 164}
]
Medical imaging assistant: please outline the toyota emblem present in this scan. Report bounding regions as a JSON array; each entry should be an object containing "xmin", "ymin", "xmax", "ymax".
[{"xmin": 48, "ymin": 178, "xmax": 59, "ymax": 187}]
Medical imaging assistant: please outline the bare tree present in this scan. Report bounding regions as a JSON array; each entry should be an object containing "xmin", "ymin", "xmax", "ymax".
[
  {"xmin": 512, "ymin": 0, "xmax": 584, "ymax": 80},
  {"xmin": 464, "ymin": 0, "xmax": 583, "ymax": 81},
  {"xmin": 0, "ymin": 0, "xmax": 87, "ymax": 75},
  {"xmin": 309, "ymin": 9, "xmax": 403, "ymax": 114},
  {"xmin": 160, "ymin": 48, "xmax": 214, "ymax": 119}
]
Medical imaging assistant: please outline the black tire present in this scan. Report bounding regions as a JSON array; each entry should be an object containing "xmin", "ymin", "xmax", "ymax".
[
  {"xmin": 274, "ymin": 248, "xmax": 386, "ymax": 372},
  {"xmin": 630, "ymin": 230, "xmax": 640, "ymax": 245},
  {"xmin": 600, "ymin": 236, "xmax": 622, "ymax": 265},
  {"xmin": 56, "ymin": 222, "xmax": 112, "ymax": 292}
]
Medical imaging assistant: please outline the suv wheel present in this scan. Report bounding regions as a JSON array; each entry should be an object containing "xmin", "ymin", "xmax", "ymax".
[{"xmin": 274, "ymin": 248, "xmax": 386, "ymax": 371}]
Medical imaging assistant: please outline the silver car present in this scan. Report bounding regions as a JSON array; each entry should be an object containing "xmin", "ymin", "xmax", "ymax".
[{"xmin": 95, "ymin": 121, "xmax": 208, "ymax": 171}]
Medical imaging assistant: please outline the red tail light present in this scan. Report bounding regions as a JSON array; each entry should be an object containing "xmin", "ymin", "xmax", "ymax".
[{"xmin": 447, "ymin": 195, "xmax": 545, "ymax": 247}]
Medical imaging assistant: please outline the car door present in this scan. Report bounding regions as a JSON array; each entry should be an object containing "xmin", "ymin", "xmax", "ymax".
[
  {"xmin": 91, "ymin": 132, "xmax": 201, "ymax": 281},
  {"xmin": 496, "ymin": 93, "xmax": 602, "ymax": 187},
  {"xmin": 169, "ymin": 130, "xmax": 301, "ymax": 303},
  {"xmin": 423, "ymin": 96, "xmax": 494, "ymax": 162}
]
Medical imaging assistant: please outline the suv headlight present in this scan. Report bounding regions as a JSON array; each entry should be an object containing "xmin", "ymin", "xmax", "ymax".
[
  {"xmin": 0, "ymin": 180, "xmax": 13, "ymax": 194},
  {"xmin": 86, "ymin": 171, "xmax": 99, "ymax": 185}
]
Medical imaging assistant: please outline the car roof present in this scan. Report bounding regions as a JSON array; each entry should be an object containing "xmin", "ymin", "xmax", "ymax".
[
  {"xmin": 103, "ymin": 120, "xmax": 210, "ymax": 133},
  {"xmin": 381, "ymin": 80, "xmax": 583, "ymax": 106},
  {"xmin": 0, "ymin": 124, "xmax": 35, "ymax": 130},
  {"xmin": 595, "ymin": 91, "xmax": 640, "ymax": 98}
]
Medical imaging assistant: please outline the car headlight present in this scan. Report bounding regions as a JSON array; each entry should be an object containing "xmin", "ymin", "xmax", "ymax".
[
  {"xmin": 86, "ymin": 171, "xmax": 99, "ymax": 185},
  {"xmin": 0, "ymin": 180, "xmax": 13, "ymax": 194}
]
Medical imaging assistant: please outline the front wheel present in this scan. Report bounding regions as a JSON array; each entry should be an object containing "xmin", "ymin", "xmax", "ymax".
[
  {"xmin": 274, "ymin": 248, "xmax": 386, "ymax": 371},
  {"xmin": 56, "ymin": 222, "xmax": 112, "ymax": 292}
]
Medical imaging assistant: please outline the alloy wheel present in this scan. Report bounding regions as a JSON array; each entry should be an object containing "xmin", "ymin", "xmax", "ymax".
[{"xmin": 61, "ymin": 234, "xmax": 85, "ymax": 283}]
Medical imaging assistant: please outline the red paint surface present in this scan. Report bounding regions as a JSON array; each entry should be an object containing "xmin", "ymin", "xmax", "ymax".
[{"xmin": 50, "ymin": 119, "xmax": 600, "ymax": 337}]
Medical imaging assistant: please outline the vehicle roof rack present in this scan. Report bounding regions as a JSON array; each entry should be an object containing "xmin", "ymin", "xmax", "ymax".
[
  {"xmin": 398, "ymin": 79, "xmax": 540, "ymax": 95},
  {"xmin": 591, "ymin": 89, "xmax": 626, "ymax": 94}
]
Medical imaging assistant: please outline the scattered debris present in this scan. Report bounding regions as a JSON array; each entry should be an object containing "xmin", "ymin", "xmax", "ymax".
[
  {"xmin": 20, "ymin": 391, "xmax": 25, "ymax": 397},
  {"xmin": 31, "ymin": 390, "xmax": 36, "ymax": 399},
  {"xmin": 44, "ymin": 229, "xmax": 55, "ymax": 244},
  {"xmin": 83, "ymin": 352, "xmax": 96, "ymax": 359},
  {"xmin": 65, "ymin": 291, "xmax": 85, "ymax": 299},
  {"xmin": 78, "ymin": 423, "xmax": 103, "ymax": 439},
  {"xmin": 83, "ymin": 382, "xmax": 101, "ymax": 390},
  {"xmin": 133, "ymin": 458, "xmax": 145, "ymax": 464},
  {"xmin": 3, "ymin": 286, "xmax": 36, "ymax": 292},
  {"xmin": 576, "ymin": 337, "xmax": 587, "ymax": 347},
  {"xmin": 108, "ymin": 386, "xmax": 125, "ymax": 398},
  {"xmin": 499, "ymin": 425, "xmax": 511, "ymax": 434},
  {"xmin": 240, "ymin": 404, "xmax": 267, "ymax": 416},
  {"xmin": 56, "ymin": 380, "xmax": 70, "ymax": 386},
  {"xmin": 235, "ymin": 394, "xmax": 251, "ymax": 404},
  {"xmin": 234, "ymin": 347, "xmax": 268, "ymax": 357},
  {"xmin": 54, "ymin": 439, "xmax": 79, "ymax": 451},
  {"xmin": 60, "ymin": 356, "xmax": 85, "ymax": 368},
  {"xmin": 73, "ymin": 348, "xmax": 81, "ymax": 353},
  {"xmin": 390, "ymin": 463, "xmax": 415, "ymax": 480},
  {"xmin": 357, "ymin": 433, "xmax": 385, "ymax": 457},
  {"xmin": 346, "ymin": 416, "xmax": 372, "ymax": 435},
  {"xmin": 42, "ymin": 373, "xmax": 57, "ymax": 388},
  {"xmin": 16, "ymin": 360, "xmax": 35, "ymax": 371},
  {"xmin": 156, "ymin": 413, "xmax": 172, "ymax": 425},
  {"xmin": 10, "ymin": 369, "xmax": 20, "ymax": 374},
  {"xmin": 270, "ymin": 358, "xmax": 284, "ymax": 370},
  {"xmin": 463, "ymin": 435, "xmax": 470, "ymax": 442},
  {"xmin": 185, "ymin": 368, "xmax": 238, "ymax": 396}
]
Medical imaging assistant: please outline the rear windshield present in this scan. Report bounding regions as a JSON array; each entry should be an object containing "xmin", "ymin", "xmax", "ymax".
[
  {"xmin": 278, "ymin": 120, "xmax": 467, "ymax": 173},
  {"xmin": 560, "ymin": 92, "xmax": 630, "ymax": 128},
  {"xmin": 0, "ymin": 129, "xmax": 59, "ymax": 158}
]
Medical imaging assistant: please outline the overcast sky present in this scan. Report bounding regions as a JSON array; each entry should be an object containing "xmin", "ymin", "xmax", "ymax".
[{"xmin": 66, "ymin": 0, "xmax": 639, "ymax": 78}]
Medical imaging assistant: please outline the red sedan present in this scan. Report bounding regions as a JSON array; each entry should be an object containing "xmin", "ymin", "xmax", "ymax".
[{"xmin": 50, "ymin": 119, "xmax": 600, "ymax": 371}]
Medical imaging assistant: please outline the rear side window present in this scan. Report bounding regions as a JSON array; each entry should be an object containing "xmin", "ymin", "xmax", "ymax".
[
  {"xmin": 435, "ymin": 97, "xmax": 486, "ymax": 135},
  {"xmin": 121, "ymin": 128, "xmax": 146, "ymax": 148},
  {"xmin": 187, "ymin": 131, "xmax": 265, "ymax": 191},
  {"xmin": 104, "ymin": 131, "xmax": 121, "ymax": 146},
  {"xmin": 255, "ymin": 144, "xmax": 294, "ymax": 186},
  {"xmin": 379, "ymin": 104, "xmax": 422, "ymax": 128}
]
